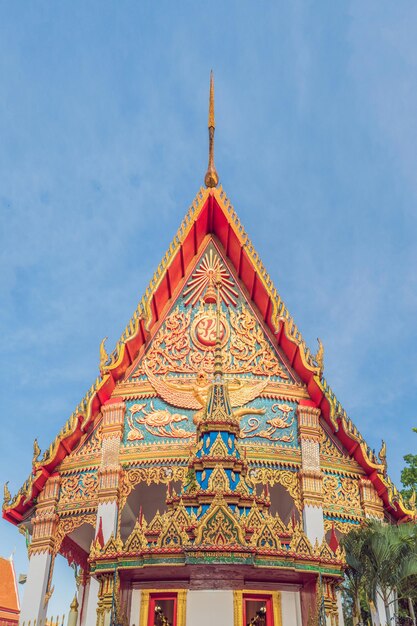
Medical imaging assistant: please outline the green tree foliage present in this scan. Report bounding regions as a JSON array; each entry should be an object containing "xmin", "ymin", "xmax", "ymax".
[
  {"xmin": 401, "ymin": 429, "xmax": 417, "ymax": 503},
  {"xmin": 341, "ymin": 521, "xmax": 417, "ymax": 626}
]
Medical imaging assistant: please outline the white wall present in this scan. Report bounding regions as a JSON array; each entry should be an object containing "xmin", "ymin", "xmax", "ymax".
[
  {"xmin": 186, "ymin": 590, "xmax": 234, "ymax": 626},
  {"xmin": 130, "ymin": 589, "xmax": 141, "ymax": 626},
  {"xmin": 281, "ymin": 591, "xmax": 302, "ymax": 626}
]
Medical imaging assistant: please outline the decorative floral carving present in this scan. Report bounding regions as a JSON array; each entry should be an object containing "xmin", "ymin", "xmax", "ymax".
[
  {"xmin": 320, "ymin": 432, "xmax": 346, "ymax": 459},
  {"xmin": 240, "ymin": 403, "xmax": 295, "ymax": 442},
  {"xmin": 124, "ymin": 521, "xmax": 147, "ymax": 552},
  {"xmin": 289, "ymin": 523, "xmax": 313, "ymax": 556},
  {"xmin": 253, "ymin": 522, "xmax": 281, "ymax": 550},
  {"xmin": 60, "ymin": 472, "xmax": 98, "ymax": 505},
  {"xmin": 126, "ymin": 401, "xmax": 194, "ymax": 440},
  {"xmin": 323, "ymin": 474, "xmax": 361, "ymax": 511},
  {"xmin": 134, "ymin": 299, "xmax": 291, "ymax": 380},
  {"xmin": 157, "ymin": 519, "xmax": 188, "ymax": 548}
]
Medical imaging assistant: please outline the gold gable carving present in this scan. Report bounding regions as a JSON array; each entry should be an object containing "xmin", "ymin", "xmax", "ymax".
[
  {"xmin": 102, "ymin": 533, "xmax": 124, "ymax": 556},
  {"xmin": 289, "ymin": 524, "xmax": 313, "ymax": 557},
  {"xmin": 208, "ymin": 466, "xmax": 230, "ymax": 493},
  {"xmin": 271, "ymin": 514, "xmax": 287, "ymax": 535},
  {"xmin": 210, "ymin": 433, "xmax": 230, "ymax": 457},
  {"xmin": 157, "ymin": 518, "xmax": 188, "ymax": 548},
  {"xmin": 253, "ymin": 522, "xmax": 281, "ymax": 551},
  {"xmin": 245, "ymin": 504, "xmax": 264, "ymax": 533},
  {"xmin": 124, "ymin": 522, "xmax": 147, "ymax": 552},
  {"xmin": 318, "ymin": 539, "xmax": 335, "ymax": 561},
  {"xmin": 147, "ymin": 511, "xmax": 164, "ymax": 534},
  {"xmin": 195, "ymin": 501, "xmax": 246, "ymax": 546}
]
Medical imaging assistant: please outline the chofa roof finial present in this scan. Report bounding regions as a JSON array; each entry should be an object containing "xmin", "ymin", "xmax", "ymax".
[{"xmin": 204, "ymin": 70, "xmax": 219, "ymax": 188}]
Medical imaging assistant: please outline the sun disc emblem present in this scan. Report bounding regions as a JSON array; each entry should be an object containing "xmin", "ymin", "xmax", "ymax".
[{"xmin": 191, "ymin": 311, "xmax": 229, "ymax": 349}]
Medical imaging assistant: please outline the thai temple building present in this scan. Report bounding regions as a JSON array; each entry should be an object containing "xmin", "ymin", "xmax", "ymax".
[
  {"xmin": 2, "ymin": 75, "xmax": 415, "ymax": 626},
  {"xmin": 0, "ymin": 556, "xmax": 20, "ymax": 626}
]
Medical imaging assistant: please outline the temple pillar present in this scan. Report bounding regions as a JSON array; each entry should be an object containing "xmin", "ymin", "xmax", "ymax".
[
  {"xmin": 322, "ymin": 579, "xmax": 339, "ymax": 626},
  {"xmin": 85, "ymin": 399, "xmax": 125, "ymax": 626},
  {"xmin": 96, "ymin": 574, "xmax": 117, "ymax": 626},
  {"xmin": 298, "ymin": 403, "xmax": 324, "ymax": 544},
  {"xmin": 19, "ymin": 475, "xmax": 60, "ymax": 625},
  {"xmin": 77, "ymin": 575, "xmax": 89, "ymax": 626}
]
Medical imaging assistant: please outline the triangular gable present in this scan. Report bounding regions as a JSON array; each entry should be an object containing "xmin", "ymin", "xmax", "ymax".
[
  {"xmin": 120, "ymin": 240, "xmax": 300, "ymax": 448},
  {"xmin": 3, "ymin": 187, "xmax": 413, "ymax": 523}
]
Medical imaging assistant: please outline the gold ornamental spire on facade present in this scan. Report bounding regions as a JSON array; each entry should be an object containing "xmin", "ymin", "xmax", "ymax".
[
  {"xmin": 213, "ymin": 269, "xmax": 223, "ymax": 379},
  {"xmin": 204, "ymin": 71, "xmax": 219, "ymax": 188}
]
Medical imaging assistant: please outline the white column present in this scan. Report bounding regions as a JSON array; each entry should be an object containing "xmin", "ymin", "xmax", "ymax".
[
  {"xmin": 130, "ymin": 589, "xmax": 141, "ymax": 626},
  {"xmin": 19, "ymin": 552, "xmax": 52, "ymax": 625},
  {"xmin": 84, "ymin": 578, "xmax": 100, "ymax": 626},
  {"xmin": 84, "ymin": 510, "xmax": 116, "ymax": 626},
  {"xmin": 78, "ymin": 578, "xmax": 90, "ymax": 626},
  {"xmin": 186, "ymin": 591, "xmax": 234, "ymax": 626},
  {"xmin": 85, "ymin": 400, "xmax": 125, "ymax": 626},
  {"xmin": 302, "ymin": 504, "xmax": 325, "ymax": 544},
  {"xmin": 298, "ymin": 404, "xmax": 325, "ymax": 544},
  {"xmin": 19, "ymin": 475, "xmax": 60, "ymax": 625},
  {"xmin": 97, "ymin": 501, "xmax": 118, "ymax": 540}
]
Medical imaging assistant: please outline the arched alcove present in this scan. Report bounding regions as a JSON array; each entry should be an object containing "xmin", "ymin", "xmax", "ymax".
[
  {"xmin": 255, "ymin": 482, "xmax": 300, "ymax": 525},
  {"xmin": 67, "ymin": 522, "xmax": 95, "ymax": 554},
  {"xmin": 120, "ymin": 481, "xmax": 182, "ymax": 541}
]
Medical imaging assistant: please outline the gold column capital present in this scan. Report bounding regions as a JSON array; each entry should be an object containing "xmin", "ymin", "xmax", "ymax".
[{"xmin": 299, "ymin": 469, "xmax": 324, "ymax": 508}]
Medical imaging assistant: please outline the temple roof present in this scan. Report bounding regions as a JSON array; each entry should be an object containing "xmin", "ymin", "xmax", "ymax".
[
  {"xmin": 2, "ymin": 186, "xmax": 414, "ymax": 524},
  {"xmin": 0, "ymin": 556, "xmax": 19, "ymax": 623}
]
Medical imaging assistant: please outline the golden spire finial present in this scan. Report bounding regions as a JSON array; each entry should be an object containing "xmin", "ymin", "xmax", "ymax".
[
  {"xmin": 208, "ymin": 70, "xmax": 215, "ymax": 128},
  {"xmin": 204, "ymin": 71, "xmax": 219, "ymax": 188}
]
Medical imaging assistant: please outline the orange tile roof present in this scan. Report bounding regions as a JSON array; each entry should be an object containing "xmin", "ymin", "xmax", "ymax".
[{"xmin": 0, "ymin": 557, "xmax": 19, "ymax": 620}]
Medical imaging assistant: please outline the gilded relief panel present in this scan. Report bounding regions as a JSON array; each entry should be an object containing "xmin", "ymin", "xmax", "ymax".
[
  {"xmin": 323, "ymin": 471, "xmax": 362, "ymax": 517},
  {"xmin": 121, "ymin": 243, "xmax": 302, "ymax": 449}
]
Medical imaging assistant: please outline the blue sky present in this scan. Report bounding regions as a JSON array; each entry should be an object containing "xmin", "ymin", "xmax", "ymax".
[{"xmin": 1, "ymin": 1, "xmax": 417, "ymax": 617}]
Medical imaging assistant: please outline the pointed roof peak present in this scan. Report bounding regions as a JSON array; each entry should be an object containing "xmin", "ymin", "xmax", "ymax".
[{"xmin": 204, "ymin": 71, "xmax": 219, "ymax": 189}]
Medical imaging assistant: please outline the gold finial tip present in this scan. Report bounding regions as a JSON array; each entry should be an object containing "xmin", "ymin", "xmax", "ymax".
[
  {"xmin": 208, "ymin": 71, "xmax": 215, "ymax": 128},
  {"xmin": 204, "ymin": 71, "xmax": 219, "ymax": 188},
  {"xmin": 204, "ymin": 167, "xmax": 219, "ymax": 188}
]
